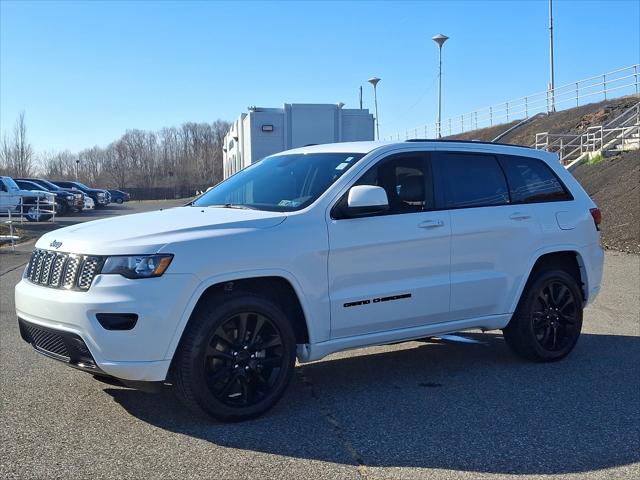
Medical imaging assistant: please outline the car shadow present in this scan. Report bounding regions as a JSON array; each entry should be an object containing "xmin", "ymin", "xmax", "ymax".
[{"xmin": 105, "ymin": 332, "xmax": 640, "ymax": 475}]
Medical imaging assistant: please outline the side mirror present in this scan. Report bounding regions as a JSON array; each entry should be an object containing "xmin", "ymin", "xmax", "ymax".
[{"xmin": 346, "ymin": 185, "xmax": 389, "ymax": 215}]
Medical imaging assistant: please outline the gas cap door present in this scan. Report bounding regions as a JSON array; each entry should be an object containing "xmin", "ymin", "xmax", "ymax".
[{"xmin": 555, "ymin": 211, "xmax": 576, "ymax": 230}]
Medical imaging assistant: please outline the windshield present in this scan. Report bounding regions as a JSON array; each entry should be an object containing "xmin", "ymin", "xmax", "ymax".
[
  {"xmin": 19, "ymin": 181, "xmax": 44, "ymax": 191},
  {"xmin": 4, "ymin": 177, "xmax": 20, "ymax": 190},
  {"xmin": 73, "ymin": 181, "xmax": 91, "ymax": 191},
  {"xmin": 38, "ymin": 179, "xmax": 62, "ymax": 191},
  {"xmin": 193, "ymin": 152, "xmax": 364, "ymax": 212}
]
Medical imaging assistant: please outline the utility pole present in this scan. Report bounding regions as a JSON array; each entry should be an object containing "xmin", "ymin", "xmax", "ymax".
[
  {"xmin": 548, "ymin": 0, "xmax": 556, "ymax": 112},
  {"xmin": 359, "ymin": 85, "xmax": 363, "ymax": 109},
  {"xmin": 432, "ymin": 34, "xmax": 449, "ymax": 138}
]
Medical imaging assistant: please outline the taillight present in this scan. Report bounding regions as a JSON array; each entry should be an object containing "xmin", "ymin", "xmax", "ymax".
[{"xmin": 590, "ymin": 208, "xmax": 602, "ymax": 231}]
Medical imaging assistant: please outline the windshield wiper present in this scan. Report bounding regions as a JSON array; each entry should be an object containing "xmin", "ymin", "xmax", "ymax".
[{"xmin": 207, "ymin": 203, "xmax": 257, "ymax": 210}]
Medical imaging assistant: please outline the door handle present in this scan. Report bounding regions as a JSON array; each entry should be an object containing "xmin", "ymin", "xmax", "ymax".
[
  {"xmin": 509, "ymin": 212, "xmax": 531, "ymax": 221},
  {"xmin": 418, "ymin": 219, "xmax": 445, "ymax": 229}
]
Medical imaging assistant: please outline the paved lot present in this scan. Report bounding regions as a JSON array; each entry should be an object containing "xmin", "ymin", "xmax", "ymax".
[{"xmin": 1, "ymin": 203, "xmax": 638, "ymax": 479}]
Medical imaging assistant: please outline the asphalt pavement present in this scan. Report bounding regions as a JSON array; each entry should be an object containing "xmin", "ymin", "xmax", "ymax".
[{"xmin": 1, "ymin": 202, "xmax": 638, "ymax": 479}]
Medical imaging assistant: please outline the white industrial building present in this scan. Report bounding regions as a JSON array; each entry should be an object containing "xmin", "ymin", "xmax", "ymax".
[{"xmin": 222, "ymin": 103, "xmax": 374, "ymax": 178}]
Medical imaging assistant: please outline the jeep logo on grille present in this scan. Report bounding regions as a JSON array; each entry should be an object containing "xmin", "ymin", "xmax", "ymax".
[{"xmin": 49, "ymin": 240, "xmax": 63, "ymax": 249}]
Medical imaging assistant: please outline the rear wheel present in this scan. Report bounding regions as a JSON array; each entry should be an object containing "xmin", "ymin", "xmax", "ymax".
[
  {"xmin": 116, "ymin": 198, "xmax": 123, "ymax": 204},
  {"xmin": 173, "ymin": 293, "xmax": 296, "ymax": 421},
  {"xmin": 503, "ymin": 269, "xmax": 583, "ymax": 362}
]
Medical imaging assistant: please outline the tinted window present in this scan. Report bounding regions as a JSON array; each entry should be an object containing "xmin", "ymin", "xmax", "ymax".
[
  {"xmin": 340, "ymin": 153, "xmax": 432, "ymax": 216},
  {"xmin": 499, "ymin": 155, "xmax": 572, "ymax": 203},
  {"xmin": 438, "ymin": 153, "xmax": 509, "ymax": 208}
]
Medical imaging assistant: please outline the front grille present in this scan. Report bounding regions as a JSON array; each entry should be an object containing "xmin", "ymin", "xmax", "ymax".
[
  {"xmin": 18, "ymin": 318, "xmax": 98, "ymax": 369},
  {"xmin": 26, "ymin": 249, "xmax": 103, "ymax": 291}
]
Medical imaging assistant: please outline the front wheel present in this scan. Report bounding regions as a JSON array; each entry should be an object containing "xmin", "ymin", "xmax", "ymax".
[
  {"xmin": 503, "ymin": 269, "xmax": 583, "ymax": 362},
  {"xmin": 25, "ymin": 206, "xmax": 53, "ymax": 222},
  {"xmin": 173, "ymin": 293, "xmax": 296, "ymax": 421},
  {"xmin": 116, "ymin": 198, "xmax": 123, "ymax": 204}
]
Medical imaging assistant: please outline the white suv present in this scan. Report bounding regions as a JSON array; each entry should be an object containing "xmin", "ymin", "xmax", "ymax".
[{"xmin": 15, "ymin": 140, "xmax": 604, "ymax": 421}]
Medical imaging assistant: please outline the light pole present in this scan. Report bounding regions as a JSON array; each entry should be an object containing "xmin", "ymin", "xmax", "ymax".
[
  {"xmin": 75, "ymin": 160, "xmax": 80, "ymax": 180},
  {"xmin": 368, "ymin": 77, "xmax": 381, "ymax": 140},
  {"xmin": 432, "ymin": 34, "xmax": 448, "ymax": 138},
  {"xmin": 548, "ymin": 0, "xmax": 556, "ymax": 112}
]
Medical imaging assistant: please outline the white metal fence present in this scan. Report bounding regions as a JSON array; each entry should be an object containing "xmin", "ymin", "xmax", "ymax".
[
  {"xmin": 534, "ymin": 101, "xmax": 640, "ymax": 165},
  {"xmin": 389, "ymin": 64, "xmax": 640, "ymax": 140}
]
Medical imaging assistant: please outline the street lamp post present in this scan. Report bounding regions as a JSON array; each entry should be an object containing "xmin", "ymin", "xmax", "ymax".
[
  {"xmin": 75, "ymin": 160, "xmax": 80, "ymax": 181},
  {"xmin": 432, "ymin": 34, "xmax": 449, "ymax": 138},
  {"xmin": 548, "ymin": 0, "xmax": 556, "ymax": 112},
  {"xmin": 368, "ymin": 77, "xmax": 381, "ymax": 140}
]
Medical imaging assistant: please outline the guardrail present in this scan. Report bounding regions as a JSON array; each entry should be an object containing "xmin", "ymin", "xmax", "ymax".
[
  {"xmin": 389, "ymin": 64, "xmax": 640, "ymax": 140},
  {"xmin": 2, "ymin": 194, "xmax": 57, "ymax": 224}
]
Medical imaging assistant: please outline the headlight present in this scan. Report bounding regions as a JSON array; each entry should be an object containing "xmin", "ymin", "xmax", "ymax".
[
  {"xmin": 100, "ymin": 254, "xmax": 173, "ymax": 279},
  {"xmin": 66, "ymin": 195, "xmax": 74, "ymax": 200}
]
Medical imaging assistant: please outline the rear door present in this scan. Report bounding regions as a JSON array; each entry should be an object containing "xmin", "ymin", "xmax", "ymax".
[
  {"xmin": 433, "ymin": 150, "xmax": 542, "ymax": 319},
  {"xmin": 327, "ymin": 151, "xmax": 451, "ymax": 338}
]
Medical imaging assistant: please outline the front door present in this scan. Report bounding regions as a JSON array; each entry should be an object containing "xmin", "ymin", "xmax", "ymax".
[{"xmin": 327, "ymin": 152, "xmax": 451, "ymax": 338}]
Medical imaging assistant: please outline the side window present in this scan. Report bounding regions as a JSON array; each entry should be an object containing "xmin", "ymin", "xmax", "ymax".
[
  {"xmin": 437, "ymin": 152, "xmax": 509, "ymax": 208},
  {"xmin": 499, "ymin": 155, "xmax": 572, "ymax": 203},
  {"xmin": 353, "ymin": 153, "xmax": 433, "ymax": 215}
]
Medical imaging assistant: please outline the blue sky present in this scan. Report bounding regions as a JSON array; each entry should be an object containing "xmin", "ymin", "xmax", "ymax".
[{"xmin": 1, "ymin": 0, "xmax": 639, "ymax": 153}]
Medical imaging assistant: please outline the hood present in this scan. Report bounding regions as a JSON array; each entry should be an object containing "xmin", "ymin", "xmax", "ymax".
[
  {"xmin": 36, "ymin": 206, "xmax": 287, "ymax": 255},
  {"xmin": 18, "ymin": 189, "xmax": 54, "ymax": 200}
]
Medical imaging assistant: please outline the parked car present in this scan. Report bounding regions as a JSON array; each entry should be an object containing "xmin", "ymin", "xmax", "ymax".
[
  {"xmin": 14, "ymin": 179, "xmax": 77, "ymax": 216},
  {"xmin": 108, "ymin": 189, "xmax": 130, "ymax": 204},
  {"xmin": 15, "ymin": 140, "xmax": 604, "ymax": 421},
  {"xmin": 51, "ymin": 180, "xmax": 110, "ymax": 208},
  {"xmin": 15, "ymin": 177, "xmax": 84, "ymax": 212},
  {"xmin": 0, "ymin": 176, "xmax": 55, "ymax": 222}
]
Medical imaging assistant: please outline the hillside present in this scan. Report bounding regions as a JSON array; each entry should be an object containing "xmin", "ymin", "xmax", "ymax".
[
  {"xmin": 448, "ymin": 95, "xmax": 638, "ymax": 146},
  {"xmin": 571, "ymin": 151, "xmax": 639, "ymax": 254}
]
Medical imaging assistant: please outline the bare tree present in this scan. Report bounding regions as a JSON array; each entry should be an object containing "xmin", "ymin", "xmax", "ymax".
[{"xmin": 12, "ymin": 112, "xmax": 35, "ymax": 176}]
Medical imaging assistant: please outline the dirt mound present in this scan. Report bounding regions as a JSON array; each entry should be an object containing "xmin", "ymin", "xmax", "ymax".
[{"xmin": 571, "ymin": 151, "xmax": 640, "ymax": 254}]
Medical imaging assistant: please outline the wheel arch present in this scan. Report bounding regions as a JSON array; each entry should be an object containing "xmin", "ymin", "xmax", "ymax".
[
  {"xmin": 511, "ymin": 247, "xmax": 589, "ymax": 313},
  {"xmin": 164, "ymin": 270, "xmax": 313, "ymax": 363}
]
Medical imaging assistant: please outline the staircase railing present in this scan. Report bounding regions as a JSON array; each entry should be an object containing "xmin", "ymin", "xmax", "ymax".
[{"xmin": 534, "ymin": 102, "xmax": 639, "ymax": 164}]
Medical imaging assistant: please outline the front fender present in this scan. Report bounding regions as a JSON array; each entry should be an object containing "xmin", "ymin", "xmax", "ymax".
[{"xmin": 161, "ymin": 268, "xmax": 318, "ymax": 362}]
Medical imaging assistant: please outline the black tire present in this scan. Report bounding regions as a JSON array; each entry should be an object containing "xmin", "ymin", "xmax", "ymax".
[
  {"xmin": 25, "ymin": 206, "xmax": 53, "ymax": 222},
  {"xmin": 503, "ymin": 268, "xmax": 583, "ymax": 362},
  {"xmin": 173, "ymin": 293, "xmax": 296, "ymax": 421},
  {"xmin": 116, "ymin": 198, "xmax": 123, "ymax": 204}
]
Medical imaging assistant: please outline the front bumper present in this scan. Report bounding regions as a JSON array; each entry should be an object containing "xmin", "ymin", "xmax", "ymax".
[{"xmin": 15, "ymin": 272, "xmax": 200, "ymax": 381}]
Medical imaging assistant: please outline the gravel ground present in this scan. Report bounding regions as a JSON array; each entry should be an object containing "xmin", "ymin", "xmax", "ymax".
[{"xmin": 1, "ymin": 201, "xmax": 638, "ymax": 479}]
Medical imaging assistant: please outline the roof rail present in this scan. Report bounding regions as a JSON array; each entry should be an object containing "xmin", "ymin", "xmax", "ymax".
[{"xmin": 404, "ymin": 138, "xmax": 530, "ymax": 148}]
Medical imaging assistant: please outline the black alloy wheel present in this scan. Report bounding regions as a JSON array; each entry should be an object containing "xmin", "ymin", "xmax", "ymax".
[
  {"xmin": 204, "ymin": 311, "xmax": 286, "ymax": 407},
  {"xmin": 503, "ymin": 268, "xmax": 583, "ymax": 362},
  {"xmin": 173, "ymin": 293, "xmax": 296, "ymax": 421},
  {"xmin": 531, "ymin": 280, "xmax": 579, "ymax": 352}
]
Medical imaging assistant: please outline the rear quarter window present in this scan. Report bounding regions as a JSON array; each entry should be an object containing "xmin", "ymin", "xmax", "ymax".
[{"xmin": 498, "ymin": 155, "xmax": 572, "ymax": 203}]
